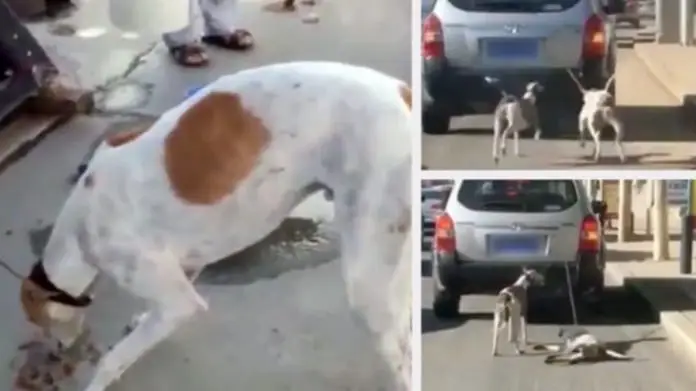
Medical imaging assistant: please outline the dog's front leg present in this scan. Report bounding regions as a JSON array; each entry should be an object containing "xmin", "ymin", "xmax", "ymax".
[
  {"xmin": 84, "ymin": 257, "xmax": 208, "ymax": 391},
  {"xmin": 587, "ymin": 124, "xmax": 602, "ymax": 162},
  {"xmin": 492, "ymin": 121, "xmax": 503, "ymax": 165},
  {"xmin": 499, "ymin": 125, "xmax": 514, "ymax": 158},
  {"xmin": 513, "ymin": 130, "xmax": 520, "ymax": 157},
  {"xmin": 578, "ymin": 114, "xmax": 587, "ymax": 148},
  {"xmin": 519, "ymin": 316, "xmax": 527, "ymax": 354},
  {"xmin": 492, "ymin": 313, "xmax": 502, "ymax": 356}
]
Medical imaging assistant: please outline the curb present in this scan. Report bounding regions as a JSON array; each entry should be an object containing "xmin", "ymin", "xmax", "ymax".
[
  {"xmin": 632, "ymin": 44, "xmax": 696, "ymax": 120},
  {"xmin": 0, "ymin": 84, "xmax": 93, "ymax": 176},
  {"xmin": 605, "ymin": 264, "xmax": 696, "ymax": 371}
]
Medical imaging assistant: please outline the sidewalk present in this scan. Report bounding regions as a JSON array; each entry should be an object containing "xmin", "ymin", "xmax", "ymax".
[
  {"xmin": 634, "ymin": 43, "xmax": 696, "ymax": 113},
  {"xmin": 606, "ymin": 238, "xmax": 696, "ymax": 370}
]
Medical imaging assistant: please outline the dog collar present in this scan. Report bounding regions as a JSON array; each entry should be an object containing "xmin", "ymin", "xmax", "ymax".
[{"xmin": 28, "ymin": 261, "xmax": 93, "ymax": 308}]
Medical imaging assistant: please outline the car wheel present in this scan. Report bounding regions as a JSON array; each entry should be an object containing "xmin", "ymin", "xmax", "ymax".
[
  {"xmin": 423, "ymin": 107, "xmax": 450, "ymax": 135},
  {"xmin": 433, "ymin": 289, "xmax": 460, "ymax": 319},
  {"xmin": 432, "ymin": 267, "xmax": 460, "ymax": 318},
  {"xmin": 576, "ymin": 267, "xmax": 605, "ymax": 311}
]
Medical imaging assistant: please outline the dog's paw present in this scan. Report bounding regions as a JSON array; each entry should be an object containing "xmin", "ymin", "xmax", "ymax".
[
  {"xmin": 515, "ymin": 348, "xmax": 525, "ymax": 355},
  {"xmin": 534, "ymin": 132, "xmax": 541, "ymax": 141}
]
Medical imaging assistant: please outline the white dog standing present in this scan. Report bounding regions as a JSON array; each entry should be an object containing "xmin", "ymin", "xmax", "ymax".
[
  {"xmin": 566, "ymin": 69, "xmax": 625, "ymax": 163},
  {"xmin": 18, "ymin": 61, "xmax": 413, "ymax": 391}
]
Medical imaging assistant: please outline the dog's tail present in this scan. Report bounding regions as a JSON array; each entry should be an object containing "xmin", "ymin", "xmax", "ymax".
[{"xmin": 565, "ymin": 69, "xmax": 586, "ymax": 94}]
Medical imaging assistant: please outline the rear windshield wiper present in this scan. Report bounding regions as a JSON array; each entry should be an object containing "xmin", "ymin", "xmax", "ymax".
[{"xmin": 472, "ymin": 1, "xmax": 542, "ymax": 11}]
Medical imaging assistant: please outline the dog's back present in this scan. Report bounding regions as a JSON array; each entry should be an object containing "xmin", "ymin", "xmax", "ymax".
[{"xmin": 53, "ymin": 61, "xmax": 413, "ymax": 275}]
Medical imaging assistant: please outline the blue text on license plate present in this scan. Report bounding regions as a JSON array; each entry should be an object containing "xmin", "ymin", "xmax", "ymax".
[
  {"xmin": 490, "ymin": 235, "xmax": 541, "ymax": 254},
  {"xmin": 485, "ymin": 39, "xmax": 538, "ymax": 59}
]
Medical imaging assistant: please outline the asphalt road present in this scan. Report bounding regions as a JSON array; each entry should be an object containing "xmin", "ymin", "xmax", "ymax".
[
  {"xmin": 422, "ymin": 8, "xmax": 696, "ymax": 170},
  {"xmin": 421, "ymin": 248, "xmax": 696, "ymax": 391},
  {"xmin": 0, "ymin": 0, "xmax": 410, "ymax": 390}
]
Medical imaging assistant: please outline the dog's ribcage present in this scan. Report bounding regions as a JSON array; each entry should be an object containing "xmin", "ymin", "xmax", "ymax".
[
  {"xmin": 494, "ymin": 95, "xmax": 538, "ymax": 131},
  {"xmin": 496, "ymin": 284, "xmax": 528, "ymax": 322}
]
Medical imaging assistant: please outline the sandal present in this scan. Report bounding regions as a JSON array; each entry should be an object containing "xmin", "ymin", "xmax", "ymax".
[
  {"xmin": 168, "ymin": 44, "xmax": 209, "ymax": 67},
  {"xmin": 263, "ymin": 0, "xmax": 296, "ymax": 13},
  {"xmin": 202, "ymin": 30, "xmax": 254, "ymax": 51}
]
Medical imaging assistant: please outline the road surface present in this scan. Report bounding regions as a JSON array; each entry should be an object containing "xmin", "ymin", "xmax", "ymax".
[
  {"xmin": 0, "ymin": 0, "xmax": 410, "ymax": 390},
  {"xmin": 421, "ymin": 249, "xmax": 696, "ymax": 391},
  {"xmin": 422, "ymin": 8, "xmax": 696, "ymax": 170}
]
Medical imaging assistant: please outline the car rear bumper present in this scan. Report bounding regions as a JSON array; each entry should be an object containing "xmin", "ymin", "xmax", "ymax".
[
  {"xmin": 435, "ymin": 251, "xmax": 601, "ymax": 295},
  {"xmin": 423, "ymin": 57, "xmax": 606, "ymax": 116}
]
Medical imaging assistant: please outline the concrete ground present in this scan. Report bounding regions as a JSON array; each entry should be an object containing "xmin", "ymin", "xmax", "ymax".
[
  {"xmin": 422, "ymin": 9, "xmax": 696, "ymax": 170},
  {"xmin": 0, "ymin": 0, "xmax": 410, "ymax": 390}
]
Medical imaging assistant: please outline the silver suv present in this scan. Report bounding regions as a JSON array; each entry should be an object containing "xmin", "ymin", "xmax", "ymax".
[
  {"xmin": 431, "ymin": 179, "xmax": 607, "ymax": 318},
  {"xmin": 422, "ymin": 0, "xmax": 625, "ymax": 134}
]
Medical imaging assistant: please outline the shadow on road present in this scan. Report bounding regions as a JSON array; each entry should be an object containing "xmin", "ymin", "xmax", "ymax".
[
  {"xmin": 529, "ymin": 285, "xmax": 659, "ymax": 325},
  {"xmin": 555, "ymin": 152, "xmax": 696, "ymax": 168},
  {"xmin": 440, "ymin": 104, "xmax": 696, "ymax": 144},
  {"xmin": 421, "ymin": 308, "xmax": 491, "ymax": 334},
  {"xmin": 623, "ymin": 276, "xmax": 696, "ymax": 313},
  {"xmin": 421, "ymin": 285, "xmax": 660, "ymax": 335}
]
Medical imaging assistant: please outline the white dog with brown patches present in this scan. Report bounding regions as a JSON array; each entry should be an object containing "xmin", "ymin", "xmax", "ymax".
[{"xmin": 18, "ymin": 61, "xmax": 413, "ymax": 391}]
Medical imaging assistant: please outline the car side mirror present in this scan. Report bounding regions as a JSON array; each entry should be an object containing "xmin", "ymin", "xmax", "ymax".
[
  {"xmin": 602, "ymin": 0, "xmax": 625, "ymax": 15},
  {"xmin": 590, "ymin": 200, "xmax": 607, "ymax": 215}
]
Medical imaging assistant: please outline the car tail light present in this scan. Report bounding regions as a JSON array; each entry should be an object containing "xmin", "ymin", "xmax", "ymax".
[
  {"xmin": 422, "ymin": 14, "xmax": 444, "ymax": 59},
  {"xmin": 582, "ymin": 14, "xmax": 606, "ymax": 59},
  {"xmin": 434, "ymin": 212, "xmax": 456, "ymax": 253},
  {"xmin": 579, "ymin": 215, "xmax": 600, "ymax": 252}
]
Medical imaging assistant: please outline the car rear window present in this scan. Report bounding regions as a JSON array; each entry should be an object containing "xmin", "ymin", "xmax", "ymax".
[
  {"xmin": 448, "ymin": 0, "xmax": 581, "ymax": 13},
  {"xmin": 457, "ymin": 180, "xmax": 578, "ymax": 213}
]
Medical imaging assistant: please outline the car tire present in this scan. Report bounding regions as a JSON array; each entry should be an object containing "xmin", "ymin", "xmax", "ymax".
[
  {"xmin": 432, "ymin": 267, "xmax": 460, "ymax": 318},
  {"xmin": 433, "ymin": 289, "xmax": 460, "ymax": 319},
  {"xmin": 423, "ymin": 106, "xmax": 450, "ymax": 135},
  {"xmin": 576, "ymin": 267, "xmax": 605, "ymax": 311}
]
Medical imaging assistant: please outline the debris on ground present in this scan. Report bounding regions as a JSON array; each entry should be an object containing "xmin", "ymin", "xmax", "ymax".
[{"xmin": 10, "ymin": 331, "xmax": 103, "ymax": 390}]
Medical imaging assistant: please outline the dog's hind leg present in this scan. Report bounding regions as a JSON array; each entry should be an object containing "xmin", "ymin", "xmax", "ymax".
[
  {"xmin": 587, "ymin": 123, "xmax": 602, "ymax": 162},
  {"xmin": 604, "ymin": 348, "xmax": 632, "ymax": 361},
  {"xmin": 519, "ymin": 315, "xmax": 528, "ymax": 353},
  {"xmin": 84, "ymin": 254, "xmax": 208, "ymax": 391},
  {"xmin": 492, "ymin": 117, "xmax": 505, "ymax": 165},
  {"xmin": 578, "ymin": 115, "xmax": 587, "ymax": 148},
  {"xmin": 333, "ymin": 161, "xmax": 411, "ymax": 390},
  {"xmin": 607, "ymin": 114, "xmax": 626, "ymax": 163}
]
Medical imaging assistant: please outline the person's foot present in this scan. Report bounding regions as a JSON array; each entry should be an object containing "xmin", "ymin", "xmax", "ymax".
[
  {"xmin": 168, "ymin": 44, "xmax": 209, "ymax": 67},
  {"xmin": 263, "ymin": 0, "xmax": 296, "ymax": 13},
  {"xmin": 202, "ymin": 30, "xmax": 254, "ymax": 51}
]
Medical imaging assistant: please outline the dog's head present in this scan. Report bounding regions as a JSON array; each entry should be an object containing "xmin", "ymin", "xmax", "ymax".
[
  {"xmin": 20, "ymin": 278, "xmax": 90, "ymax": 348},
  {"xmin": 525, "ymin": 81, "xmax": 544, "ymax": 95},
  {"xmin": 521, "ymin": 267, "xmax": 545, "ymax": 286}
]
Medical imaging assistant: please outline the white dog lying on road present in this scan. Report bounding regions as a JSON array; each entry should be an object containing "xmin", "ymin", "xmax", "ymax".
[{"xmin": 18, "ymin": 61, "xmax": 413, "ymax": 391}]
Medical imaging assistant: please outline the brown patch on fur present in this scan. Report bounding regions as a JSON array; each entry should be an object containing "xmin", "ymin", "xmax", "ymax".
[
  {"xmin": 105, "ymin": 127, "xmax": 148, "ymax": 147},
  {"xmin": 19, "ymin": 279, "xmax": 53, "ymax": 328},
  {"xmin": 163, "ymin": 92, "xmax": 271, "ymax": 205},
  {"xmin": 398, "ymin": 84, "xmax": 411, "ymax": 110}
]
